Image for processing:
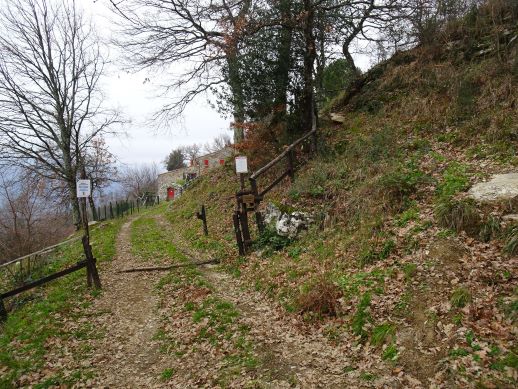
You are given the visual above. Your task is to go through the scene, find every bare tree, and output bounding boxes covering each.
[182,144,202,166]
[118,163,159,200]
[109,0,254,142]
[83,137,117,219]
[204,134,232,154]
[0,167,72,262]
[0,0,119,228]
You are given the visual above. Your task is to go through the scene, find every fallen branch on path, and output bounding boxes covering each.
[118,259,219,273]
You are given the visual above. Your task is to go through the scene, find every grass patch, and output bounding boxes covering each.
[395,205,420,227]
[351,292,372,339]
[296,276,342,318]
[160,368,175,381]
[436,162,470,198]
[435,198,480,234]
[130,217,188,262]
[359,239,396,267]
[451,287,472,308]
[371,323,396,346]
[382,344,398,361]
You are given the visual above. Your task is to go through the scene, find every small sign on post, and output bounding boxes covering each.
[235,156,248,174]
[77,179,91,198]
[235,156,248,191]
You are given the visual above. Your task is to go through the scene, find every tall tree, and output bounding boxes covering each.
[0,0,118,228]
[109,0,254,143]
[164,148,186,171]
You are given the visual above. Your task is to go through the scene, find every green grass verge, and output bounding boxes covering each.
[0,219,124,388]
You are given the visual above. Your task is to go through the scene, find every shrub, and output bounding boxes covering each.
[379,161,428,207]
[296,276,342,317]
[253,227,291,253]
[435,198,480,234]
[436,162,470,199]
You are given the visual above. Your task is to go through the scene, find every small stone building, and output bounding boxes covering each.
[158,147,233,201]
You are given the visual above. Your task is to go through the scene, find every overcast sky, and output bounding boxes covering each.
[84,0,232,171]
[85,0,371,171]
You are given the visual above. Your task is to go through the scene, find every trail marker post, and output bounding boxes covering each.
[233,156,253,254]
[196,205,209,236]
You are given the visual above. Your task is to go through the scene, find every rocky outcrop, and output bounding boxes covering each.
[468,173,518,202]
[262,203,314,239]
[276,212,314,238]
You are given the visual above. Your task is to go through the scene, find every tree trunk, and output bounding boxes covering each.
[274,0,293,116]
[88,196,97,221]
[227,45,246,143]
[67,179,81,230]
[302,0,316,133]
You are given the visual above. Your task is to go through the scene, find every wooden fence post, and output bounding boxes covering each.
[233,211,245,256]
[249,178,264,233]
[82,236,101,289]
[0,299,7,322]
[109,202,114,219]
[196,205,208,236]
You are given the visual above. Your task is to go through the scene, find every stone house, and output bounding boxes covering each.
[158,147,233,201]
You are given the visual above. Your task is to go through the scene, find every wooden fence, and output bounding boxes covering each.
[233,119,318,255]
[0,194,160,321]
[91,195,159,222]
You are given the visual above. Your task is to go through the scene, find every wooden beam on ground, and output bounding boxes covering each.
[118,259,219,273]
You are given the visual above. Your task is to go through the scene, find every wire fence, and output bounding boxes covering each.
[89,194,160,222]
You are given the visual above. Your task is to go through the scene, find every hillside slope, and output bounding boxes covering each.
[163,5,518,388]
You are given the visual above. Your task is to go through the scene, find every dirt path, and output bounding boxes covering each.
[158,215,398,388]
[86,218,171,388]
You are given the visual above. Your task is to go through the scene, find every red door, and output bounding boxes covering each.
[167,187,175,200]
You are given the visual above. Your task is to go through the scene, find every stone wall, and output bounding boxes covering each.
[158,147,233,201]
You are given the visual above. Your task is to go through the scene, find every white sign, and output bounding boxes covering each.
[77,179,91,198]
[235,156,248,174]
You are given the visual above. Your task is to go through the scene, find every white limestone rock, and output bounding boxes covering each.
[468,173,518,202]
[330,112,346,124]
[275,212,314,239]
[263,203,282,225]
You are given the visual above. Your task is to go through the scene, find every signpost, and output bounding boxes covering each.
[235,156,248,190]
[77,179,91,198]
[77,178,101,289]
